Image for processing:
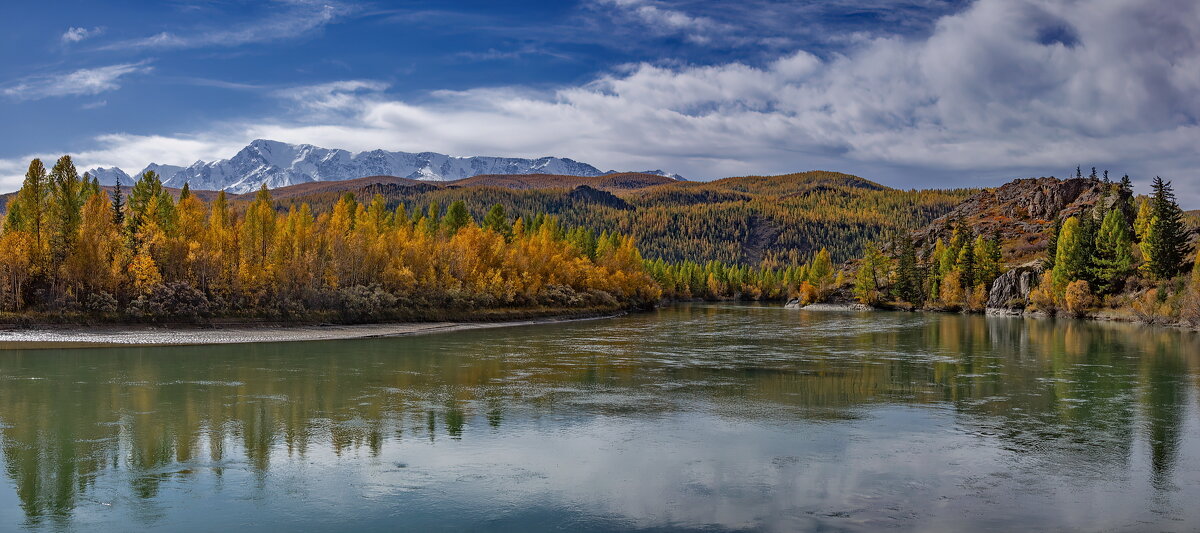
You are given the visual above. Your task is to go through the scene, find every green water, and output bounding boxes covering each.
[0,305,1198,531]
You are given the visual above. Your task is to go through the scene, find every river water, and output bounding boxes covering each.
[0,304,1198,531]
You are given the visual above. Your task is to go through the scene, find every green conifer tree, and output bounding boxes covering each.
[1142,177,1189,280]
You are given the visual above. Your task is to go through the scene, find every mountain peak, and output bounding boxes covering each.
[86,140,681,193]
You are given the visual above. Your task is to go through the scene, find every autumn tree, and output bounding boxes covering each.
[1051,217,1089,293]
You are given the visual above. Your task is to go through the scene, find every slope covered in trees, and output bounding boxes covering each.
[842,169,1200,326]
[235,170,973,266]
[0,157,660,322]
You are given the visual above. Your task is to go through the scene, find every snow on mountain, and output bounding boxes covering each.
[612,169,687,181]
[141,163,186,183]
[158,139,603,193]
[85,167,131,186]
[87,140,680,193]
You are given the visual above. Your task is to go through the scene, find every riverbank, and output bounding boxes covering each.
[787,298,1200,332]
[0,308,625,348]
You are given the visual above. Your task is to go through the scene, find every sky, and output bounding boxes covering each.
[0,0,1197,204]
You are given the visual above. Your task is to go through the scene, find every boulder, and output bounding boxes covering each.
[986,262,1043,312]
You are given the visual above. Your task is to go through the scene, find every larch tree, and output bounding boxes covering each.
[1052,216,1089,293]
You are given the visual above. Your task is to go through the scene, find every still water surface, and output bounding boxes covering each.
[1,305,1199,531]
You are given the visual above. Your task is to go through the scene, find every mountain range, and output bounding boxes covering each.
[85,139,683,193]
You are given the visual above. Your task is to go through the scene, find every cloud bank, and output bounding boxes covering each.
[4,0,1199,204]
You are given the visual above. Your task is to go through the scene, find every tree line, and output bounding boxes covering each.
[0,156,660,321]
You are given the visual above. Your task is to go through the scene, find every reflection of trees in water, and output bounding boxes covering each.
[0,314,1196,525]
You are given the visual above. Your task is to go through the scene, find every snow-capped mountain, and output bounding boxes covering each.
[85,167,132,186]
[615,169,687,181]
[142,163,186,183]
[85,140,681,193]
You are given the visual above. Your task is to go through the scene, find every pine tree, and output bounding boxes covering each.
[12,159,51,268]
[49,155,86,265]
[110,174,125,226]
[892,235,922,305]
[1093,207,1134,295]
[1142,177,1190,279]
[808,248,834,290]
[482,204,512,240]
[1044,218,1062,270]
[179,182,191,200]
[443,200,472,235]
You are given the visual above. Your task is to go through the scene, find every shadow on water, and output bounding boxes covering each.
[0,304,1198,531]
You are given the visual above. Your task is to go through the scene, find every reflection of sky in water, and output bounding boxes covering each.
[0,305,1198,531]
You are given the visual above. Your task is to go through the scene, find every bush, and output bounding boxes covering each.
[536,284,583,307]
[939,271,964,311]
[797,281,819,306]
[127,282,212,320]
[1028,271,1057,314]
[335,285,399,323]
[966,283,988,313]
[84,292,118,313]
[1063,280,1094,317]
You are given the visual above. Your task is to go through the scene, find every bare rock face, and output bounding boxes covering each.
[986,262,1044,312]
[912,177,1107,262]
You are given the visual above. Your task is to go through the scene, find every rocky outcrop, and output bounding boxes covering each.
[986,262,1044,314]
[912,177,1108,262]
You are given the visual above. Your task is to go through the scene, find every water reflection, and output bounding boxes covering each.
[0,306,1198,531]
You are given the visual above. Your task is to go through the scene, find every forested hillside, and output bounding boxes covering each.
[243,170,974,266]
[842,169,1200,327]
[0,157,660,321]
[0,153,993,321]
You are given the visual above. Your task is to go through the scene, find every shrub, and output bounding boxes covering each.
[127,282,212,320]
[84,292,118,313]
[797,281,819,306]
[1028,271,1057,313]
[1063,280,1094,317]
[966,283,988,313]
[939,271,964,310]
[336,285,399,323]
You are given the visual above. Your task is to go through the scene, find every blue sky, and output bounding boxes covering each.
[1,0,1198,204]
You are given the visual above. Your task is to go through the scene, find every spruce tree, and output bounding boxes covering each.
[892,236,922,305]
[111,174,125,226]
[1142,177,1190,279]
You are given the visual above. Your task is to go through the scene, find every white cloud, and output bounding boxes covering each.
[61,26,103,44]
[100,0,351,51]
[1,62,153,101]
[593,0,732,45]
[4,0,1200,205]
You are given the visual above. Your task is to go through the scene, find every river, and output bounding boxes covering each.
[0,304,1198,531]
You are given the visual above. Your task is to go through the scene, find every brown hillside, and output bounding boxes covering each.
[912,177,1108,264]
[253,175,431,200]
